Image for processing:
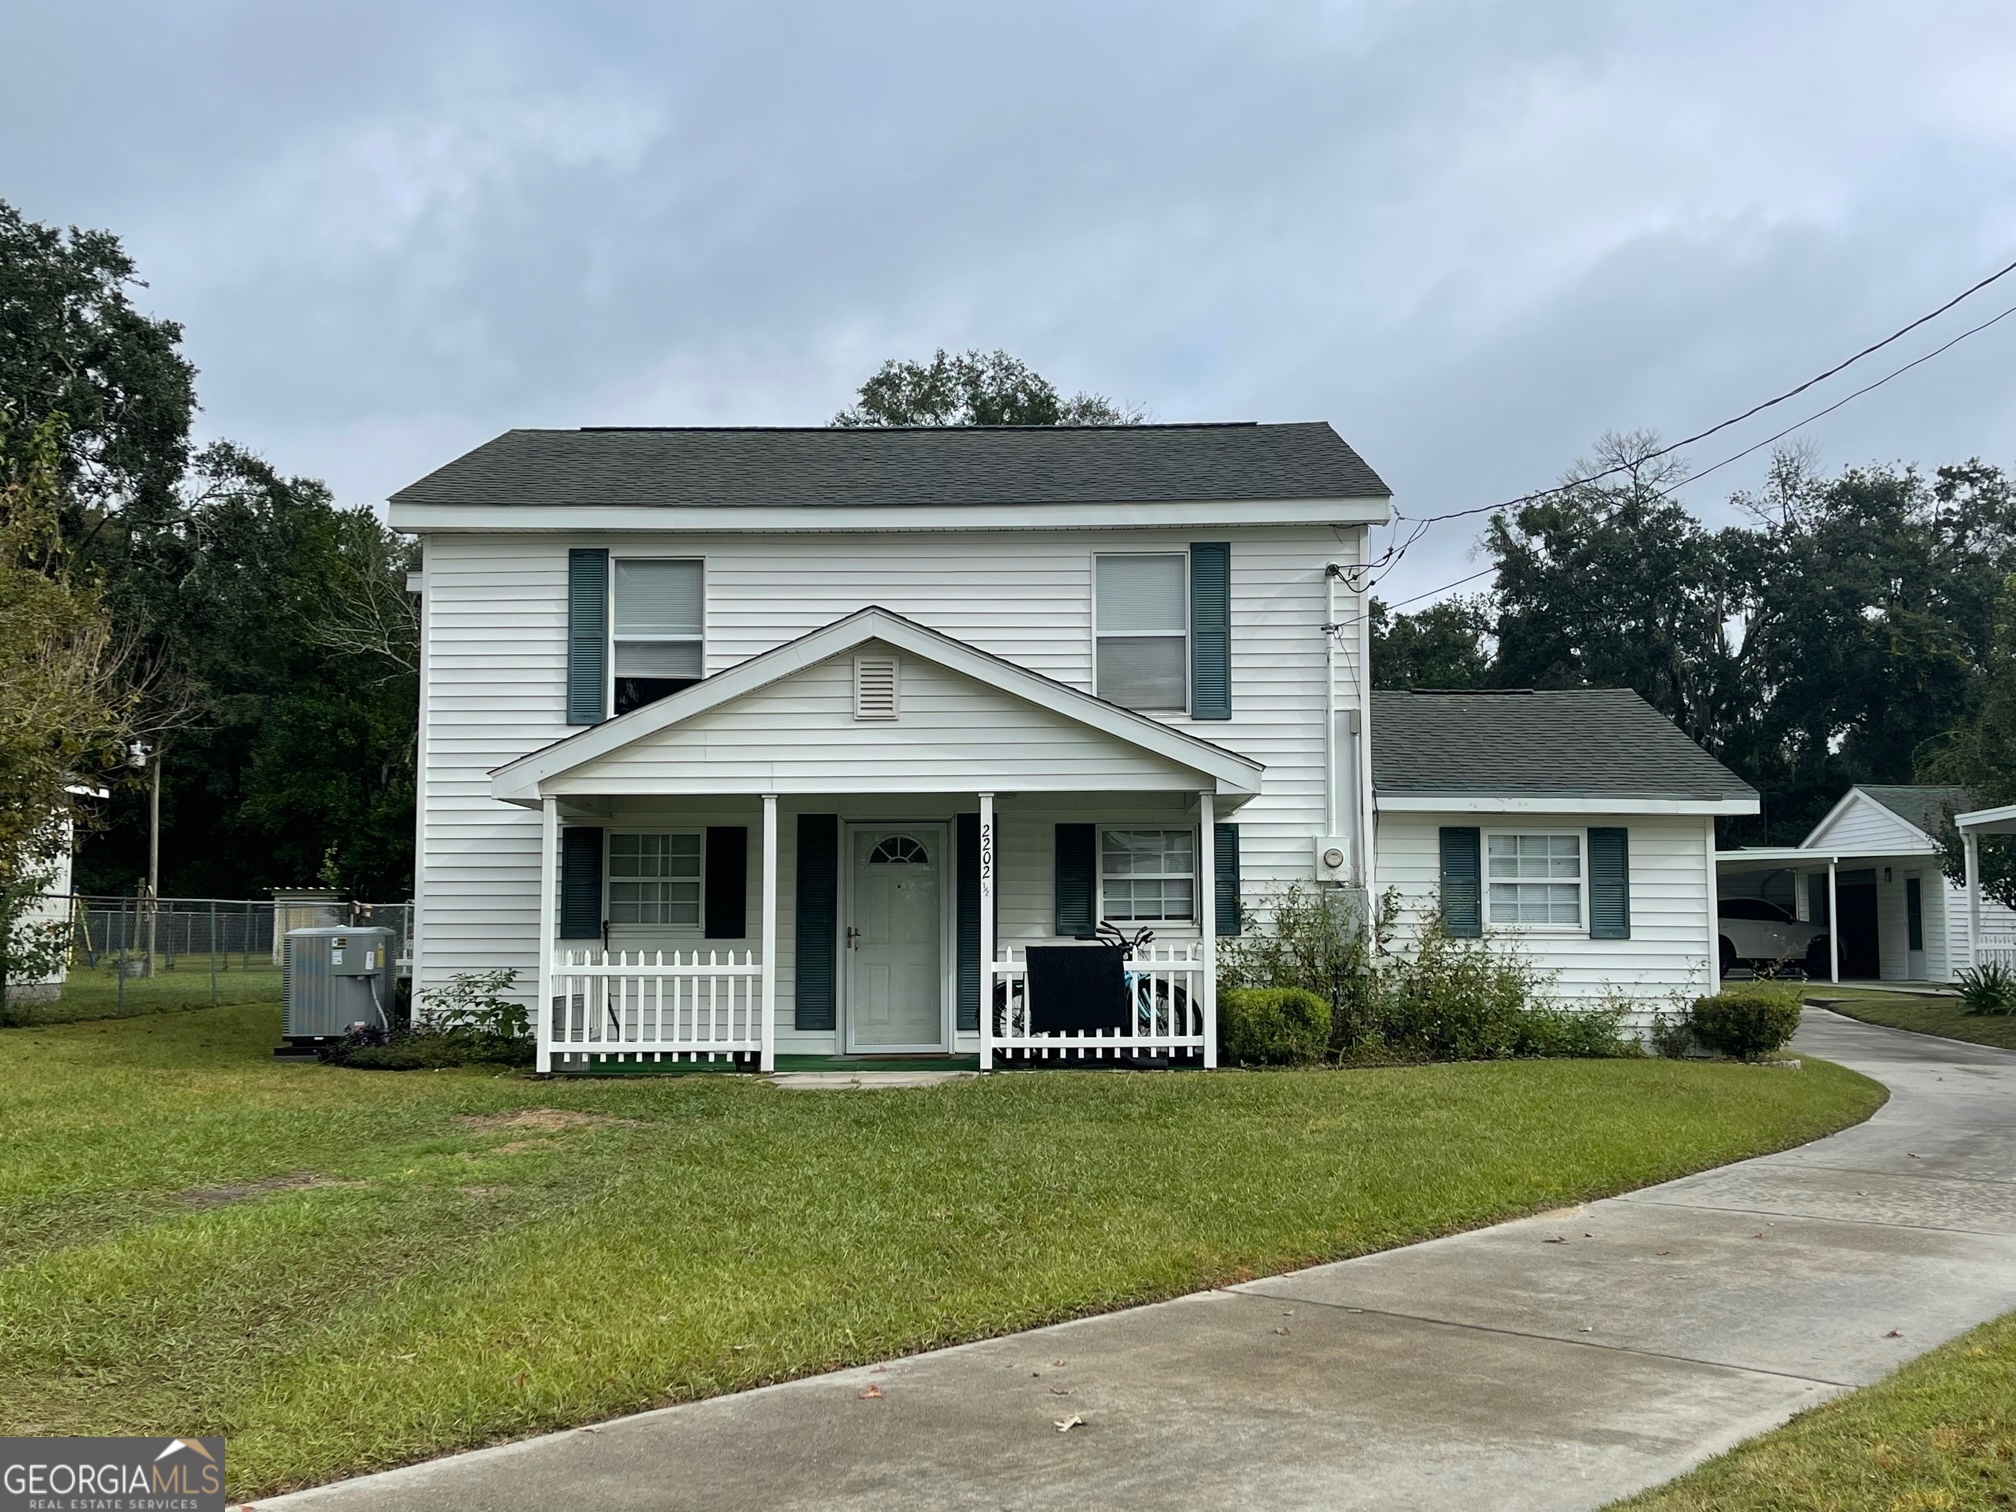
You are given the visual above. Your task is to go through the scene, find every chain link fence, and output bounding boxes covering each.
[6,894,412,1021]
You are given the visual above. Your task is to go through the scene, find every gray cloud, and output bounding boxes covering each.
[6,0,2013,600]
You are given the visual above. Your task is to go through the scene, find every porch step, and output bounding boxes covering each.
[767,1070,979,1091]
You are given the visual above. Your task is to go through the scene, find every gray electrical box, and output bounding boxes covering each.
[280,926,395,1045]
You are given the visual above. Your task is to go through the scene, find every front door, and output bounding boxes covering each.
[845,825,947,1051]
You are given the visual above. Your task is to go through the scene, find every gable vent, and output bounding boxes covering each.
[854,654,899,720]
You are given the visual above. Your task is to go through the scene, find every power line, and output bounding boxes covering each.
[1371,294,2016,614]
[1385,252,2016,533]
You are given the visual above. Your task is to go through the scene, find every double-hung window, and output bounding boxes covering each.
[612,559,704,715]
[1100,829,1196,923]
[1094,553,1188,711]
[1486,833,1582,926]
[607,833,702,925]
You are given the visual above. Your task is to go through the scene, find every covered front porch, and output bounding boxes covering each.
[1958,801,2016,972]
[490,608,1263,1074]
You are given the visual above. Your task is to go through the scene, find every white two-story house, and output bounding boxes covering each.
[390,423,1388,1071]
[389,421,1753,1073]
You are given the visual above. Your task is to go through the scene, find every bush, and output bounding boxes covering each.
[1219,986,1331,1066]
[324,968,532,1071]
[1222,885,1636,1063]
[1688,985,1803,1059]
[1955,962,2016,1015]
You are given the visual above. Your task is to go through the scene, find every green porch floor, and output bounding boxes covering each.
[551,1053,981,1077]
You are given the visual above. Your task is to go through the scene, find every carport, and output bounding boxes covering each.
[1957,801,2016,971]
[1715,848,1845,981]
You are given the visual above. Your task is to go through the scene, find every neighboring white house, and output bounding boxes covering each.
[1717,785,2016,983]
[1370,689,1759,1015]
[390,423,1390,1071]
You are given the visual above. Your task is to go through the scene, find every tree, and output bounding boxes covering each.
[1488,432,1743,752]
[0,413,128,1003]
[76,443,418,900]
[1919,571,2016,906]
[833,349,1143,427]
[1368,595,1494,689]
[0,200,196,523]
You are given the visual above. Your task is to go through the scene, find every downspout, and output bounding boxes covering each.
[1358,554,1375,893]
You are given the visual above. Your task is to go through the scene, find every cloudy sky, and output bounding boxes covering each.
[8,0,2015,602]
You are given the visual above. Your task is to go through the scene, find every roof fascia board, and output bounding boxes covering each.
[492,610,1263,801]
[1377,792,1759,816]
[1958,801,2016,834]
[391,496,1391,534]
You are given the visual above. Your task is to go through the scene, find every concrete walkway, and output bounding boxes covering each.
[252,1011,2016,1512]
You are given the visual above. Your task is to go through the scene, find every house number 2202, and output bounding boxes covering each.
[979,822,994,883]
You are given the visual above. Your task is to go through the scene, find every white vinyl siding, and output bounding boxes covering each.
[1486,833,1583,926]
[1378,812,1714,1012]
[1094,553,1188,711]
[1100,828,1197,922]
[410,524,1367,1010]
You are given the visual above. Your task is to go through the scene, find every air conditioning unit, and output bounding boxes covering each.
[278,926,394,1051]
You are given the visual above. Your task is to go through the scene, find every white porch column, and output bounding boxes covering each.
[1704,816,1720,995]
[535,795,557,1075]
[1827,857,1840,984]
[1965,830,1983,971]
[761,793,778,1073]
[978,792,995,1072]
[1199,790,1218,1070]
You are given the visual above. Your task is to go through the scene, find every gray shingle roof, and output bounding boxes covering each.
[389,422,1390,509]
[1371,688,1756,801]
[1857,784,1975,839]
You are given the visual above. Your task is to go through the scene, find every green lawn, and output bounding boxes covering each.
[1614,1309,2016,1510]
[4,957,284,1027]
[0,1003,1885,1502]
[1810,990,2016,1052]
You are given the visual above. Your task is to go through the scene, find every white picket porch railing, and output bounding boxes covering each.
[988,943,1208,1063]
[1976,934,2016,972]
[547,949,763,1066]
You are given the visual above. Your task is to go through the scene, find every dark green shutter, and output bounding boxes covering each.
[1587,827,1630,939]
[567,548,609,725]
[956,813,981,1032]
[704,827,747,939]
[1905,876,1924,952]
[1190,542,1231,720]
[1055,823,1097,938]
[794,815,838,1030]
[1214,822,1241,936]
[1439,826,1481,938]
[559,826,604,939]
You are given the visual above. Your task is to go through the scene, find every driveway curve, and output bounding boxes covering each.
[251,1010,2016,1512]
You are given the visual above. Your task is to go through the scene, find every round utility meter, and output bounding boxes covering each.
[1322,846,1346,869]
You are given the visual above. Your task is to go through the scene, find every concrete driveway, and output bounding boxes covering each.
[250,1010,2016,1512]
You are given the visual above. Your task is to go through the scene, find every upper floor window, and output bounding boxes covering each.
[613,559,703,716]
[1094,553,1187,712]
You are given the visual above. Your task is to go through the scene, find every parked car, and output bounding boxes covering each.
[1717,897,1829,976]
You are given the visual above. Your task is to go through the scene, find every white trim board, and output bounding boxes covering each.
[492,606,1265,804]
[1376,793,1758,817]
[391,496,1392,535]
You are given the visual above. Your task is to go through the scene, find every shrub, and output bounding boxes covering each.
[1219,986,1331,1066]
[1955,962,2016,1015]
[324,969,532,1071]
[1688,985,1803,1059]
[1225,886,1635,1063]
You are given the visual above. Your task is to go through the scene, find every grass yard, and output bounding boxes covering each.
[4,957,285,1027]
[1615,1308,2016,1510]
[1810,989,2016,1052]
[0,1003,1884,1502]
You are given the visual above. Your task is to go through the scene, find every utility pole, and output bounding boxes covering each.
[145,754,162,976]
